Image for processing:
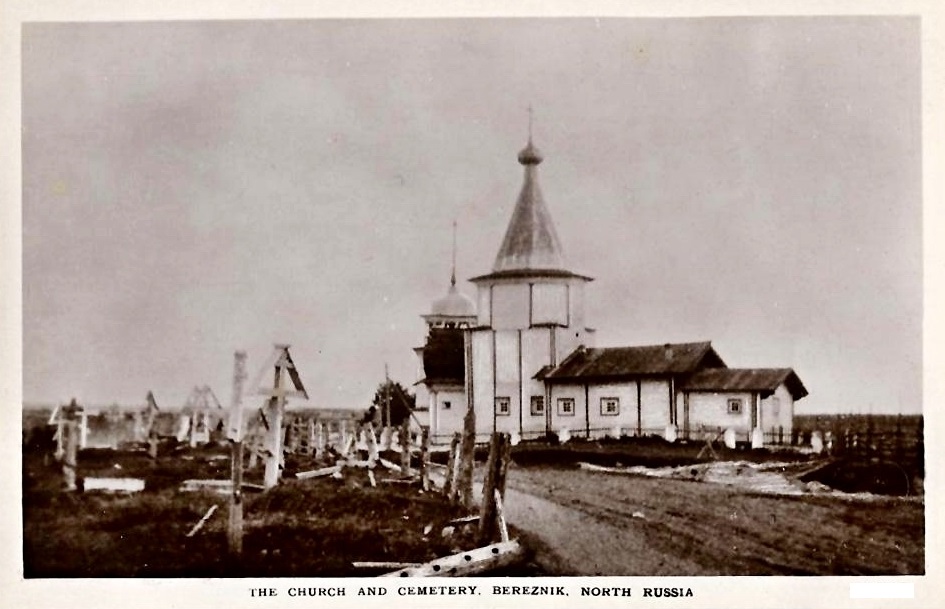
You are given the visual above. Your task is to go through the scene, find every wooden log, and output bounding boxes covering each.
[380,540,523,577]
[186,504,219,537]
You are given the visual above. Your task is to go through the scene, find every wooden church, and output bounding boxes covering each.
[414,135,807,445]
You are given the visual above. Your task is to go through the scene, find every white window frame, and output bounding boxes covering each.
[557,397,575,416]
[495,396,511,416]
[727,398,743,414]
[600,397,620,416]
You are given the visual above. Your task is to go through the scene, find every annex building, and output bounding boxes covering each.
[414,136,807,445]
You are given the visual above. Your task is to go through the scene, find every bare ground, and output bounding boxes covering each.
[502,465,924,576]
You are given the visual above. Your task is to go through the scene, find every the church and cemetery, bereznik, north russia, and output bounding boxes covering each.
[413,135,807,446]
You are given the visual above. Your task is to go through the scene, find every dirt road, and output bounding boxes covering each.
[502,466,924,576]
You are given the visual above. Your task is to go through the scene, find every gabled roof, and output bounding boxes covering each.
[682,368,809,400]
[544,341,725,382]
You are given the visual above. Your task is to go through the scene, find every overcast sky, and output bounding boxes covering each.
[21,17,921,414]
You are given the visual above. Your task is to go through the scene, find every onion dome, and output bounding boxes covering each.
[517,138,544,165]
[430,282,476,318]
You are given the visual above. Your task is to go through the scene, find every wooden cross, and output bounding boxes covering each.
[252,344,309,488]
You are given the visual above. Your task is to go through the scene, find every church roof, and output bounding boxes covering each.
[682,368,808,400]
[491,138,568,274]
[544,342,726,382]
[428,282,476,318]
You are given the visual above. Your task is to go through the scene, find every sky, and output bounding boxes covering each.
[20,17,922,414]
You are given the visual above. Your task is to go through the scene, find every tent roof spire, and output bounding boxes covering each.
[493,111,565,272]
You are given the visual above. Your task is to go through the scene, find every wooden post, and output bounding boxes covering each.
[457,400,477,508]
[366,425,380,464]
[284,417,296,454]
[314,421,326,460]
[340,420,349,457]
[478,432,511,545]
[494,489,510,542]
[400,419,412,476]
[419,427,430,491]
[62,402,80,492]
[443,432,461,499]
[227,351,247,557]
[54,408,65,460]
[305,418,316,455]
[263,364,284,489]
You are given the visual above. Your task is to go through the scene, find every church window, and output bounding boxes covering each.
[557,398,575,416]
[495,397,511,416]
[443,401,451,410]
[601,397,620,416]
[728,398,743,414]
[530,395,545,416]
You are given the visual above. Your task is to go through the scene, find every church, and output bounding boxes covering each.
[414,135,807,446]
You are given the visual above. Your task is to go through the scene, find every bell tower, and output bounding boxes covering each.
[467,124,594,438]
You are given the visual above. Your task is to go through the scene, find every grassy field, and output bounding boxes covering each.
[507,465,924,575]
[23,445,515,578]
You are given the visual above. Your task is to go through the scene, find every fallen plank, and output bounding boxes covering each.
[344,459,378,469]
[379,458,402,472]
[185,504,218,537]
[381,540,523,577]
[180,479,265,493]
[353,561,422,569]
[445,515,480,527]
[295,465,342,480]
[578,462,631,474]
[83,477,145,493]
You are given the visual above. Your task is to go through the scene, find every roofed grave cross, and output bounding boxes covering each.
[250,344,309,488]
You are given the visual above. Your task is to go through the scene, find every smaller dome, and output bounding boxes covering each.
[517,139,543,165]
[431,283,476,317]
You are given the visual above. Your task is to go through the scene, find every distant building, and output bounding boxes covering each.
[415,135,807,444]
